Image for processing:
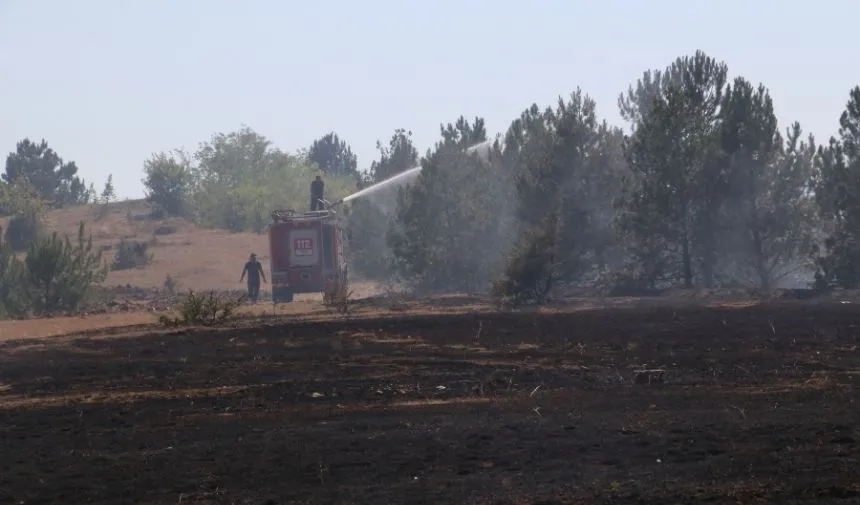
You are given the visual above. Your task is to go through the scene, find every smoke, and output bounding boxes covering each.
[342,137,518,295]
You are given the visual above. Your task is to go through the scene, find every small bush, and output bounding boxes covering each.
[323,276,352,314]
[95,202,110,220]
[4,211,43,251]
[153,224,178,236]
[0,238,25,317]
[112,239,153,270]
[0,222,108,318]
[163,274,179,295]
[24,222,109,314]
[149,206,167,220]
[491,215,558,307]
[159,290,241,326]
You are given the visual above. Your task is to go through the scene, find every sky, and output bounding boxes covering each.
[1,0,858,199]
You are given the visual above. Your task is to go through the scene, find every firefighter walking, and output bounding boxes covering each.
[240,253,267,303]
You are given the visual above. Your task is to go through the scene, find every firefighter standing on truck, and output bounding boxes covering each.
[240,253,267,303]
[310,175,325,211]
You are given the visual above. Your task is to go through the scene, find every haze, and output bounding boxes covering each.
[1,0,856,198]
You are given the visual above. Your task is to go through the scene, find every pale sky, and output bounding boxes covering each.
[1,0,857,199]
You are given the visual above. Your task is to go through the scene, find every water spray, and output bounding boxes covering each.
[332,140,497,207]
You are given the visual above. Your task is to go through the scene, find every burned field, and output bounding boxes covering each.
[1,301,859,504]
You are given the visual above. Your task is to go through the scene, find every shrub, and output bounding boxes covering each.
[491,215,558,306]
[112,239,153,270]
[142,152,192,217]
[149,206,167,220]
[1,177,47,251]
[153,224,178,236]
[159,290,241,326]
[4,211,43,251]
[0,238,25,317]
[323,276,353,314]
[24,222,109,314]
[163,274,179,295]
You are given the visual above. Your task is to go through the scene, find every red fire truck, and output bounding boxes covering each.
[267,207,348,303]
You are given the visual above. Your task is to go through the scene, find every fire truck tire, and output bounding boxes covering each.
[273,289,294,304]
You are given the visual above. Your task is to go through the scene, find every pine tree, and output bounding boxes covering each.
[101,174,115,204]
[24,221,108,314]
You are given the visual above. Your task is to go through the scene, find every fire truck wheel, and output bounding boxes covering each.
[273,289,294,304]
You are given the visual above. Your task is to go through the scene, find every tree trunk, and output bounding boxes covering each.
[682,238,693,288]
[700,250,714,288]
[595,246,606,273]
[752,228,769,290]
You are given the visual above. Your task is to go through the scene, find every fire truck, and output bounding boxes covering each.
[267,206,348,303]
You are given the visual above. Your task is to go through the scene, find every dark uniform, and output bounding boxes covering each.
[240,253,267,303]
[310,176,324,211]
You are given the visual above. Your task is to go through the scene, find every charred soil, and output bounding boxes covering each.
[1,301,859,504]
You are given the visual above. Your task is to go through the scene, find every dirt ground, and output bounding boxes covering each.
[1,299,859,504]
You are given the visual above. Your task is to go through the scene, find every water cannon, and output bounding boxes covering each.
[312,197,343,213]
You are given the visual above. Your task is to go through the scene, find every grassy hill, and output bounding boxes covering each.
[1,199,269,292]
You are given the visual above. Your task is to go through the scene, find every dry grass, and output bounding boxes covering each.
[1,199,390,297]
[0,199,269,291]
[0,312,158,341]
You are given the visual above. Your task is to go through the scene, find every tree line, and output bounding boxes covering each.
[3,49,860,317]
[346,50,860,300]
[140,128,358,232]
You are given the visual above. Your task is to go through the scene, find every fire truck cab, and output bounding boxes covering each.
[267,208,348,303]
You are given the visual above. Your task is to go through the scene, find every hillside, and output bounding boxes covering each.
[1,199,271,292]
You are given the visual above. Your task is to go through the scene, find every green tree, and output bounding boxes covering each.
[813,86,860,288]
[502,90,625,289]
[492,213,558,305]
[0,237,24,317]
[101,174,116,204]
[307,132,358,178]
[3,138,90,206]
[581,122,628,273]
[142,150,194,217]
[0,180,8,215]
[618,66,683,130]
[369,129,419,184]
[718,79,816,289]
[2,177,47,251]
[24,222,108,314]
[617,51,728,288]
[345,128,420,280]
[533,92,604,281]
[194,126,274,188]
[344,201,392,279]
[389,116,514,292]
[190,126,355,232]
